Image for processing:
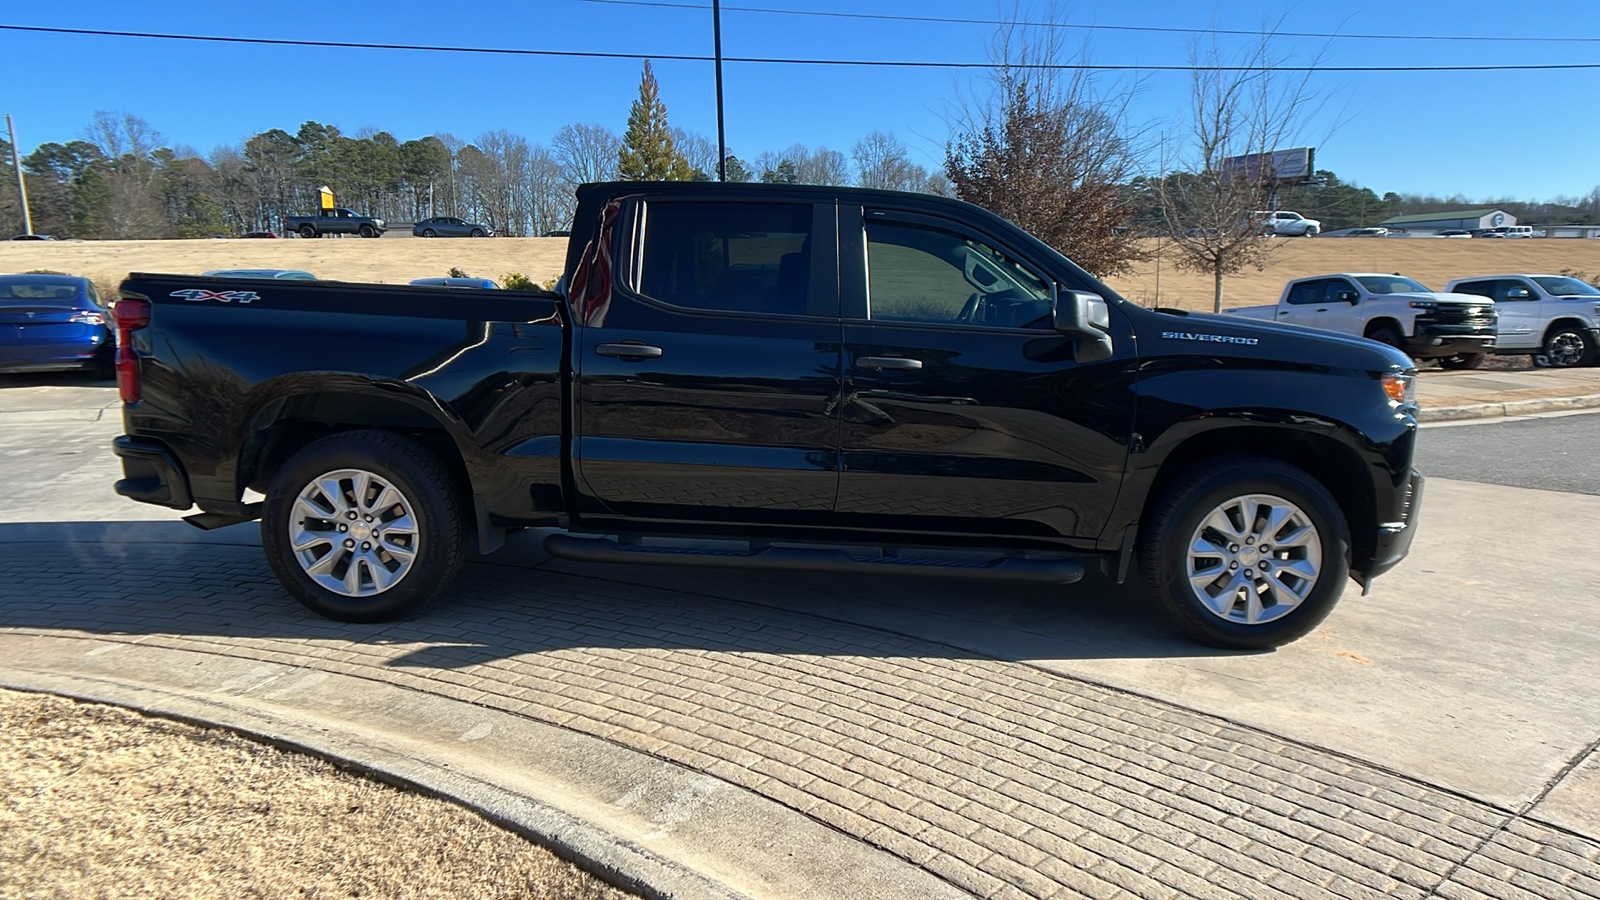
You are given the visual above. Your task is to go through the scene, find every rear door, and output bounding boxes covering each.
[832,205,1135,543]
[1280,279,1327,327]
[571,194,843,528]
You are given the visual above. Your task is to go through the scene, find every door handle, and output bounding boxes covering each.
[595,342,663,359]
[1277,310,1289,315]
[857,356,923,370]
[1315,307,1328,312]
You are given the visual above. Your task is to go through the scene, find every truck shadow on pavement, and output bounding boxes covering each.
[0,520,1252,666]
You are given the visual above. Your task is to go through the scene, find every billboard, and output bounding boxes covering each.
[1218,148,1315,185]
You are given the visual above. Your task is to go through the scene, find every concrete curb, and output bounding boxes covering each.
[1418,392,1600,423]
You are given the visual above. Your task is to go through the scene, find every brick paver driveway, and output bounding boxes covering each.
[2,528,1596,900]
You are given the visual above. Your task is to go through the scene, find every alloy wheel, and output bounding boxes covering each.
[288,468,419,597]
[1186,493,1323,625]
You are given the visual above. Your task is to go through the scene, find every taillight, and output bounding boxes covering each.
[70,311,107,326]
[112,299,151,403]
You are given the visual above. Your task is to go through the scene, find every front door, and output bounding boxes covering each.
[572,196,843,528]
[833,207,1135,544]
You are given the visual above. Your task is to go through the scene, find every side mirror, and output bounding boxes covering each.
[1336,290,1360,304]
[1052,286,1114,363]
[1505,289,1532,300]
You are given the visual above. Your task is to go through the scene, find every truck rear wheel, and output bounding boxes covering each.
[299,224,317,239]
[1543,325,1596,368]
[262,430,466,623]
[1138,455,1350,650]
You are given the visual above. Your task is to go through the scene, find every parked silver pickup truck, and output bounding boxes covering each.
[1226,273,1497,367]
[1445,274,1600,367]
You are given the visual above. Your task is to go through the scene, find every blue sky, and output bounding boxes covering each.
[4,0,1599,199]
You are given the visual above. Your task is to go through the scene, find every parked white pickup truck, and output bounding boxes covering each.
[1444,274,1600,368]
[1226,273,1498,368]
[1253,210,1321,237]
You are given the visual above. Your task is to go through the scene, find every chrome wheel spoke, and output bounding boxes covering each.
[290,467,418,598]
[1188,492,1321,627]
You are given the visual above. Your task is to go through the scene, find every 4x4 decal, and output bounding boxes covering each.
[171,289,259,304]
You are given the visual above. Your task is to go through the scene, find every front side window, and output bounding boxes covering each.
[1356,275,1430,294]
[636,201,813,316]
[1532,276,1600,297]
[865,221,1051,328]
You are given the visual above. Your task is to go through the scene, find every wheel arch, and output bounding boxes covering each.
[238,387,473,506]
[1139,425,1377,571]
[1364,316,1404,339]
[1543,316,1594,342]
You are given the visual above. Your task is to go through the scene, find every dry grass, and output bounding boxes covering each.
[7,233,1600,313]
[0,688,638,900]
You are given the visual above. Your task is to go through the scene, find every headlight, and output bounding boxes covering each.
[1408,301,1436,309]
[1381,372,1416,406]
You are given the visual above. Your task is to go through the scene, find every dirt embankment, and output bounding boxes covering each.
[7,234,1600,312]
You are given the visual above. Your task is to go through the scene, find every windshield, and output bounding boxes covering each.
[1356,276,1430,294]
[0,279,83,304]
[1532,276,1600,297]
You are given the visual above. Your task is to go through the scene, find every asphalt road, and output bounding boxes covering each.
[1417,411,1600,495]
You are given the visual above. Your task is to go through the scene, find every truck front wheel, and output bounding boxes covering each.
[262,430,467,623]
[1138,455,1350,649]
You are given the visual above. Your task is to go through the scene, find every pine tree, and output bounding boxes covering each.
[618,61,692,181]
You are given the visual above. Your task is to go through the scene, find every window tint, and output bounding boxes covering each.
[1286,280,1326,305]
[865,221,1050,328]
[636,201,813,316]
[1452,280,1492,298]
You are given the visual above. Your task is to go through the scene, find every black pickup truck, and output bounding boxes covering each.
[285,208,387,239]
[110,182,1423,649]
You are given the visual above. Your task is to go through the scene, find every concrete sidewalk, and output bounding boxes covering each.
[1415,365,1600,422]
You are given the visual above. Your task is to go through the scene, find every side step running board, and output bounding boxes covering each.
[543,533,1084,584]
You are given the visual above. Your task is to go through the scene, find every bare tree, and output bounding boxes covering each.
[86,110,167,238]
[1156,34,1324,312]
[553,123,620,186]
[527,144,574,235]
[944,5,1148,279]
[853,131,930,192]
[670,127,718,180]
[756,144,849,186]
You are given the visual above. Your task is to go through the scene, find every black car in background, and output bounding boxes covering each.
[0,274,114,377]
[413,217,494,238]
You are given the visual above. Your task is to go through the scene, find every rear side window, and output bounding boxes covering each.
[636,201,814,316]
[1285,280,1326,305]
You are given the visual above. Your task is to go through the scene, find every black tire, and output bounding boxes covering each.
[1366,324,1406,354]
[470,228,485,237]
[1438,352,1487,370]
[359,224,377,238]
[422,228,436,238]
[1542,324,1597,368]
[299,224,317,239]
[261,430,467,623]
[1137,454,1351,650]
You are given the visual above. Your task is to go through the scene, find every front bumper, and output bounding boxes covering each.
[1359,469,1424,584]
[112,435,193,510]
[1405,326,1495,359]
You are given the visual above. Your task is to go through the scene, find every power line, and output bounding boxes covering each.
[5,23,1600,72]
[572,0,1600,44]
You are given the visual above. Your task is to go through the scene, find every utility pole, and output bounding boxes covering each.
[6,114,33,236]
[713,0,727,182]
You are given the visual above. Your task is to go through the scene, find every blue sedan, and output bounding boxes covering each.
[0,274,115,377]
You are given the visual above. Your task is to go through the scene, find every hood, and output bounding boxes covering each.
[1141,307,1414,371]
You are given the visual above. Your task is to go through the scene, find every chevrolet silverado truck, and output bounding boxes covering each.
[286,208,387,239]
[109,182,1424,650]
[1225,273,1498,368]
[1444,274,1600,368]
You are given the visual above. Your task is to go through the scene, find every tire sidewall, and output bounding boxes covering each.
[1144,462,1350,650]
[262,434,460,622]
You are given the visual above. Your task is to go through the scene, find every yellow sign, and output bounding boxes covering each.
[319,186,334,211]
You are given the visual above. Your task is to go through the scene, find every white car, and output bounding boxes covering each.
[1253,210,1321,237]
[1226,273,1498,367]
[1444,274,1600,368]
